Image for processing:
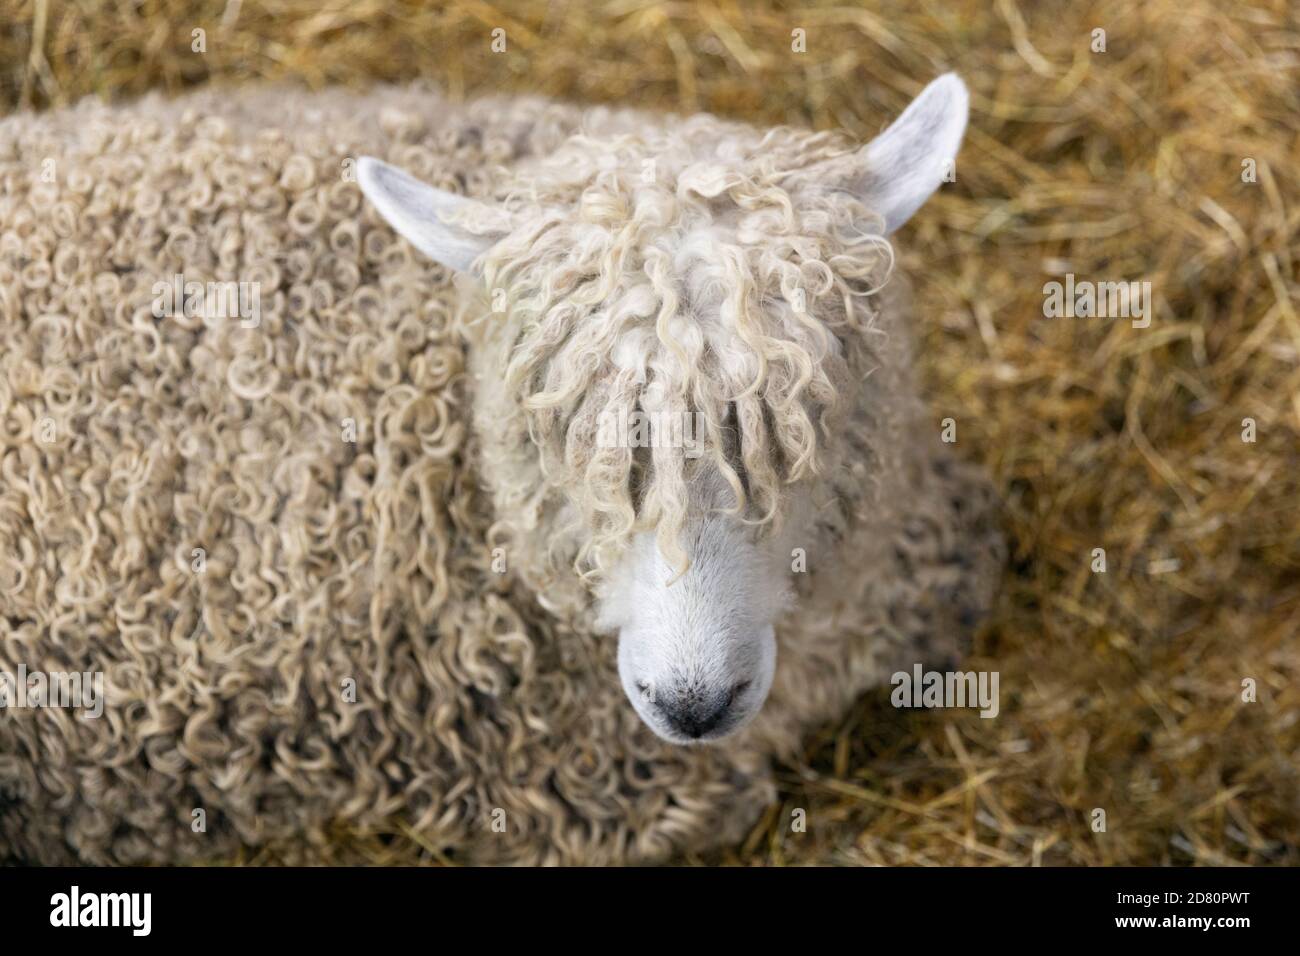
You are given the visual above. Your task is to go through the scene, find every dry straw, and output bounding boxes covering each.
[1,0,1296,864]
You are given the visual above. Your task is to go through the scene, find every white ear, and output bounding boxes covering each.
[357,157,503,272]
[793,74,968,234]
[860,74,968,233]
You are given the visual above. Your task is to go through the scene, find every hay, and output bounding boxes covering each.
[2,0,1296,865]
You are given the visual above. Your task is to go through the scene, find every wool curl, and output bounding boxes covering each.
[0,83,1001,865]
[464,118,896,582]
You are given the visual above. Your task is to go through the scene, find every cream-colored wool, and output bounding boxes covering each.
[0,83,1002,864]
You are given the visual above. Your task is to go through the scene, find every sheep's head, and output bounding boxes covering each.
[359,75,968,744]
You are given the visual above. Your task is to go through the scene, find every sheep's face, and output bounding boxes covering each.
[595,469,794,743]
[359,75,968,744]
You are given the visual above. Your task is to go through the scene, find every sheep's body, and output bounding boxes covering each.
[0,84,1001,864]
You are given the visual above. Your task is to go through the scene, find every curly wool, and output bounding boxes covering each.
[0,83,1001,864]
[468,119,895,581]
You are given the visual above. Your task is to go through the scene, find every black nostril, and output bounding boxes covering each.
[661,696,730,739]
[729,681,751,704]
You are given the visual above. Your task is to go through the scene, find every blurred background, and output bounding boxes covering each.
[2,0,1297,865]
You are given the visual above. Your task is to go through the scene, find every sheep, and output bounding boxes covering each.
[0,77,1003,864]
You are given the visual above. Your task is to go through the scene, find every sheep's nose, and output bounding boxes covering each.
[659,694,731,740]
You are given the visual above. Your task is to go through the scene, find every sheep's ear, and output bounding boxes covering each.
[357,157,504,272]
[805,74,968,234]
